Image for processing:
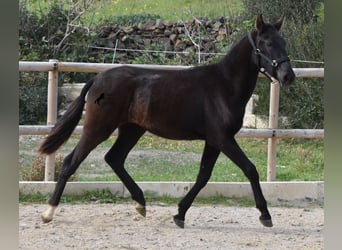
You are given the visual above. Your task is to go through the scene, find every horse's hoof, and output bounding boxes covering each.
[135,204,146,217]
[260,218,273,227]
[41,205,56,223]
[173,215,185,228]
[41,214,53,223]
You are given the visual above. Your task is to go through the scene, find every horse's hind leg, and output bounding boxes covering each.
[104,123,146,216]
[41,131,113,223]
[219,137,272,227]
[174,142,220,228]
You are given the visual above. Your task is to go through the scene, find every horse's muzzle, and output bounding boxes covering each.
[277,64,296,87]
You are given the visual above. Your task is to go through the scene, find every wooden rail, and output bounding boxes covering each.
[19,61,324,76]
[19,125,324,139]
[19,61,324,181]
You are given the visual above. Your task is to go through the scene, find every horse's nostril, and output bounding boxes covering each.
[289,71,296,82]
[282,70,295,84]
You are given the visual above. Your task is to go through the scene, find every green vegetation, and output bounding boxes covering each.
[93,0,242,23]
[19,135,323,182]
[24,0,243,23]
[19,188,255,206]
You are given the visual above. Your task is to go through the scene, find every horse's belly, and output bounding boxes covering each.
[146,126,204,140]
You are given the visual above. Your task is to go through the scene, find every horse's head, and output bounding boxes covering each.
[250,14,295,86]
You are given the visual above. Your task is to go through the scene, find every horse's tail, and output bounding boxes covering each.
[38,78,95,155]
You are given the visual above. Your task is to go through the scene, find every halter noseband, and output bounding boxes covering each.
[247,32,290,81]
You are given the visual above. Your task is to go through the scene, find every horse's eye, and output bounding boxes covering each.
[266,42,273,47]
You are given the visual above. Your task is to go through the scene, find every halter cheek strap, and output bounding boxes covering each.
[247,32,290,81]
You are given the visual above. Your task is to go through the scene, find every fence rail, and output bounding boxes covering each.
[19,61,324,76]
[19,61,324,182]
[19,125,324,139]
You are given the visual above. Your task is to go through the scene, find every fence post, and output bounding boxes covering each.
[44,59,59,182]
[267,79,280,181]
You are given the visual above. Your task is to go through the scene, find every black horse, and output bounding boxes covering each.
[39,14,295,228]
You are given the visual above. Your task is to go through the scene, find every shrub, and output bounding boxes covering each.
[242,0,322,23]
[20,154,76,182]
[19,72,47,125]
[98,13,161,26]
[19,1,97,124]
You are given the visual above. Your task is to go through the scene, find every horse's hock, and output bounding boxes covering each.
[59,83,287,128]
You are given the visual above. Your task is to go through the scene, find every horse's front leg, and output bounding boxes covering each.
[173,142,220,228]
[219,137,273,227]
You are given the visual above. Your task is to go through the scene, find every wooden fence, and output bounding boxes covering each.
[19,60,324,182]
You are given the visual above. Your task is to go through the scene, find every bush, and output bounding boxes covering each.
[98,13,161,26]
[242,0,322,23]
[19,72,47,125]
[20,154,76,182]
[19,1,97,124]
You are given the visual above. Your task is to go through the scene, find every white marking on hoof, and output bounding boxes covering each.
[41,205,57,223]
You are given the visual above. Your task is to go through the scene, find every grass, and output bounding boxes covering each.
[26,0,243,25]
[19,189,255,206]
[93,0,243,21]
[19,135,324,182]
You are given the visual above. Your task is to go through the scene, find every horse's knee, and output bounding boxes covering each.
[58,162,78,181]
[104,148,124,165]
[104,152,113,165]
[104,152,124,173]
[196,174,211,188]
[243,165,260,181]
[56,153,78,181]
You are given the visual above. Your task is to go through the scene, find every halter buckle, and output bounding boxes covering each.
[271,60,278,67]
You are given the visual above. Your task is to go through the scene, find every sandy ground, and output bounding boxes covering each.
[19,203,323,250]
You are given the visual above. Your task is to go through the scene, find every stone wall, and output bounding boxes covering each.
[94,17,236,64]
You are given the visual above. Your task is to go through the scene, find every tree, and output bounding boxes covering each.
[19,0,101,124]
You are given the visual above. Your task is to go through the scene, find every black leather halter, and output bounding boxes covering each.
[247,32,290,81]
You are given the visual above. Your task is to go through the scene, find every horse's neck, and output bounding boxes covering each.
[218,33,259,102]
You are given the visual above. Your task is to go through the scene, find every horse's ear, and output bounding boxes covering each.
[273,16,285,31]
[255,14,265,31]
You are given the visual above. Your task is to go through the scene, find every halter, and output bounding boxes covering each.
[247,32,290,82]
